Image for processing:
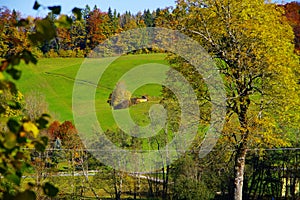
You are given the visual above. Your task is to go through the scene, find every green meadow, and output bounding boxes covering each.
[15,53,169,131]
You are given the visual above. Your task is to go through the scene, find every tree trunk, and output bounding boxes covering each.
[134,175,137,200]
[162,166,170,200]
[147,177,154,198]
[234,147,247,200]
[80,156,100,200]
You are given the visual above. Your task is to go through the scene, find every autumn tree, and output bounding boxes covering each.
[160,0,300,199]
[0,8,31,58]
[56,26,72,51]
[82,4,91,21]
[70,20,87,50]
[110,81,132,109]
[0,30,54,200]
[0,2,85,198]
[24,91,48,121]
[106,7,122,36]
[283,1,300,54]
[119,11,144,31]
[86,8,110,49]
[46,120,83,150]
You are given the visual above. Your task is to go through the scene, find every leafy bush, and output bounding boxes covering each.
[45,49,59,58]
[173,176,214,200]
[75,49,85,57]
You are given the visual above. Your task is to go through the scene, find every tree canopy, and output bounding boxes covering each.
[159,0,300,199]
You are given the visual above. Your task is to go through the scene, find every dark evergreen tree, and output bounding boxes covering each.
[143,9,154,27]
[108,7,113,21]
[82,4,91,21]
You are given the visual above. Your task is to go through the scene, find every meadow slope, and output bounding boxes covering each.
[15,53,169,130]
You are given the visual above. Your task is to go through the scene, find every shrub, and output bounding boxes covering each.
[45,49,59,58]
[75,49,85,58]
[31,47,44,58]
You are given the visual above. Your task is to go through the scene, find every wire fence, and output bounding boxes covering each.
[19,146,300,199]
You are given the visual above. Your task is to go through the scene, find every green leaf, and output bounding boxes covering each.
[33,1,41,10]
[17,135,27,143]
[48,6,61,15]
[214,58,228,69]
[7,119,20,134]
[27,182,35,187]
[41,113,51,118]
[36,18,56,40]
[0,104,6,114]
[55,15,73,28]
[0,166,6,174]
[21,50,38,65]
[0,80,18,94]
[33,141,45,152]
[14,190,36,200]
[43,182,59,197]
[7,100,21,110]
[29,18,57,44]
[40,136,48,146]
[5,173,21,185]
[10,55,21,66]
[6,67,22,80]
[36,115,49,129]
[72,7,83,21]
[16,19,29,27]
[28,32,44,44]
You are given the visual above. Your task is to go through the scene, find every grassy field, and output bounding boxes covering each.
[15,53,169,130]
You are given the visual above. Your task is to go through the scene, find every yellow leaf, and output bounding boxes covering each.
[26,142,34,149]
[23,122,39,138]
[0,72,4,80]
[4,132,17,149]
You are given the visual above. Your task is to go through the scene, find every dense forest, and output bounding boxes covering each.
[1,2,300,58]
[0,1,299,200]
[0,4,166,59]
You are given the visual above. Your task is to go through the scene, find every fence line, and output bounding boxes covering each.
[22,147,300,152]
